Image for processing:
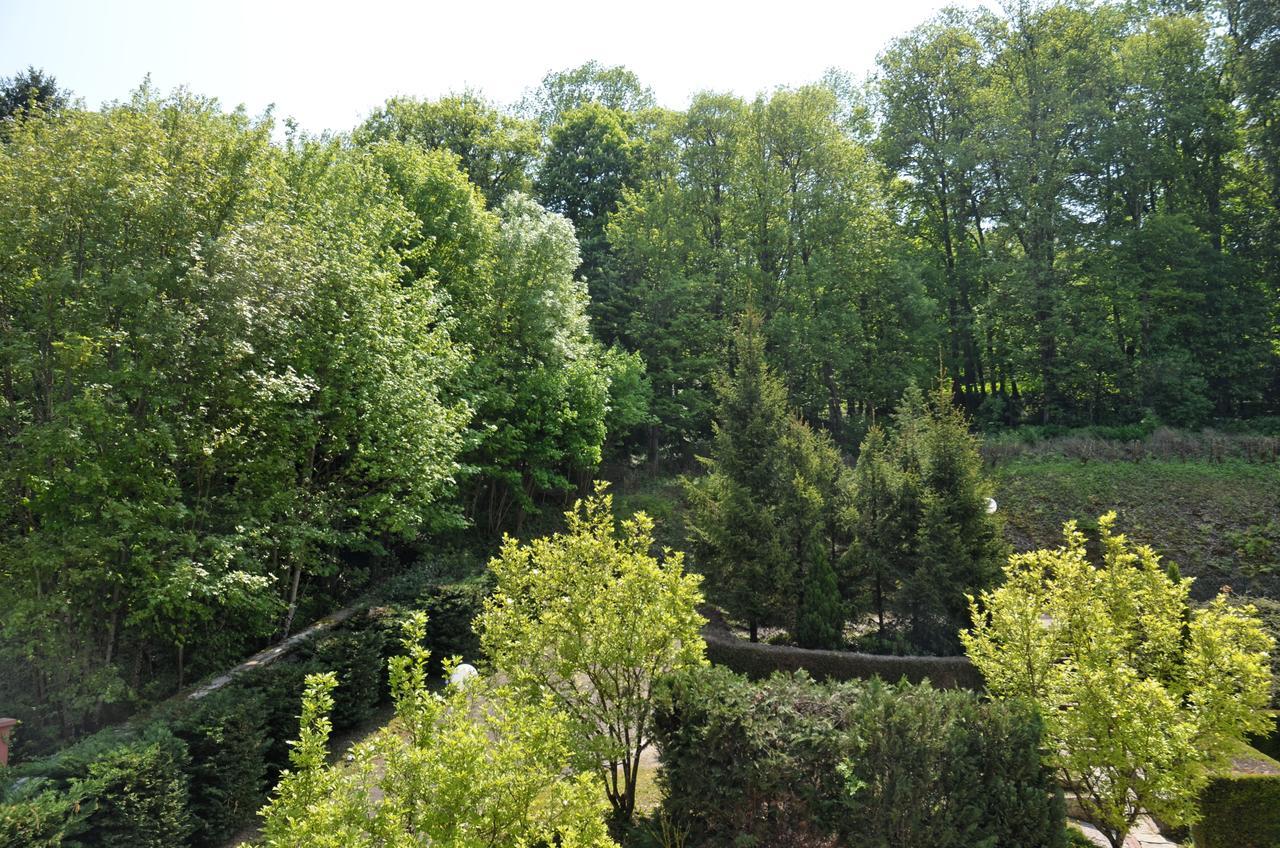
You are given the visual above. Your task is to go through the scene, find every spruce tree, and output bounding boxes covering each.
[685,311,794,640]
[796,539,844,650]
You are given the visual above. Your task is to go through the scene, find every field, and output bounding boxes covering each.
[991,458,1280,601]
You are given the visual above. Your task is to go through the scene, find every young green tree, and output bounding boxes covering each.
[796,540,844,650]
[684,312,797,640]
[963,514,1275,848]
[685,312,851,641]
[841,426,908,637]
[261,614,615,847]
[900,384,1006,653]
[477,487,706,824]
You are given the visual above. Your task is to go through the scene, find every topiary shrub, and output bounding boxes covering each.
[1191,774,1280,848]
[703,629,984,689]
[652,666,1062,848]
[170,687,270,847]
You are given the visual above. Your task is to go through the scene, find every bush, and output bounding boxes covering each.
[235,659,318,779]
[1191,774,1280,848]
[169,687,270,847]
[651,666,1062,847]
[0,780,92,848]
[308,625,387,730]
[77,726,192,848]
[703,629,983,689]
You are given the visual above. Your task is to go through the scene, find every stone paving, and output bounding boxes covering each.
[1070,815,1180,848]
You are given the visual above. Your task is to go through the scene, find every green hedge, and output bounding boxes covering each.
[1191,774,1280,848]
[652,666,1062,847]
[703,631,984,689]
[169,688,270,847]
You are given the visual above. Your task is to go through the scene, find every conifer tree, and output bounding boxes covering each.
[685,311,793,640]
[796,539,844,650]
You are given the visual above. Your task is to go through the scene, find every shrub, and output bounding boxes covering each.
[76,726,192,848]
[308,625,386,730]
[170,687,270,847]
[0,780,92,848]
[236,659,318,779]
[651,666,1062,847]
[1191,774,1280,848]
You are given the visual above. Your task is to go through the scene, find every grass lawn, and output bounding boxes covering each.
[991,458,1280,600]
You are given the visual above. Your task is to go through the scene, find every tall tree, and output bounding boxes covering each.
[357,92,539,205]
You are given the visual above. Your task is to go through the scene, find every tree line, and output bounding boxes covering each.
[2,0,1277,742]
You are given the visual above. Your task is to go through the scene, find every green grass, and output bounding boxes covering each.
[992,458,1280,600]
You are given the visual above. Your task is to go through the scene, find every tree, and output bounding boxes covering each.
[0,66,66,121]
[841,426,908,637]
[684,312,797,640]
[477,487,706,824]
[522,61,655,130]
[261,614,616,847]
[537,102,640,301]
[357,92,539,205]
[898,384,1006,653]
[841,384,1002,654]
[685,312,851,640]
[796,540,843,650]
[0,91,468,745]
[963,514,1275,848]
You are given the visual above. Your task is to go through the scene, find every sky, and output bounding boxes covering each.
[1,0,988,134]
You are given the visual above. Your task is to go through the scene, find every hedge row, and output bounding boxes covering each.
[652,666,1064,848]
[0,566,489,848]
[703,629,984,689]
[1192,773,1280,848]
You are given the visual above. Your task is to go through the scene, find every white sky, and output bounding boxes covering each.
[1,0,988,133]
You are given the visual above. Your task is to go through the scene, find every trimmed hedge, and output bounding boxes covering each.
[0,571,490,848]
[1191,774,1280,848]
[169,687,270,847]
[652,666,1063,848]
[703,630,984,689]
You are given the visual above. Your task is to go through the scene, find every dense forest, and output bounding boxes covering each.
[1,0,1278,763]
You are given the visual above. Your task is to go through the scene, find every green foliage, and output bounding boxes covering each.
[685,312,852,640]
[537,101,639,287]
[479,487,706,822]
[0,66,66,121]
[261,614,617,847]
[169,688,270,847]
[308,627,386,731]
[795,543,843,650]
[964,514,1275,847]
[0,779,92,848]
[651,666,1063,848]
[843,384,1005,654]
[76,726,193,848]
[358,91,539,205]
[1191,774,1280,848]
[0,90,469,744]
